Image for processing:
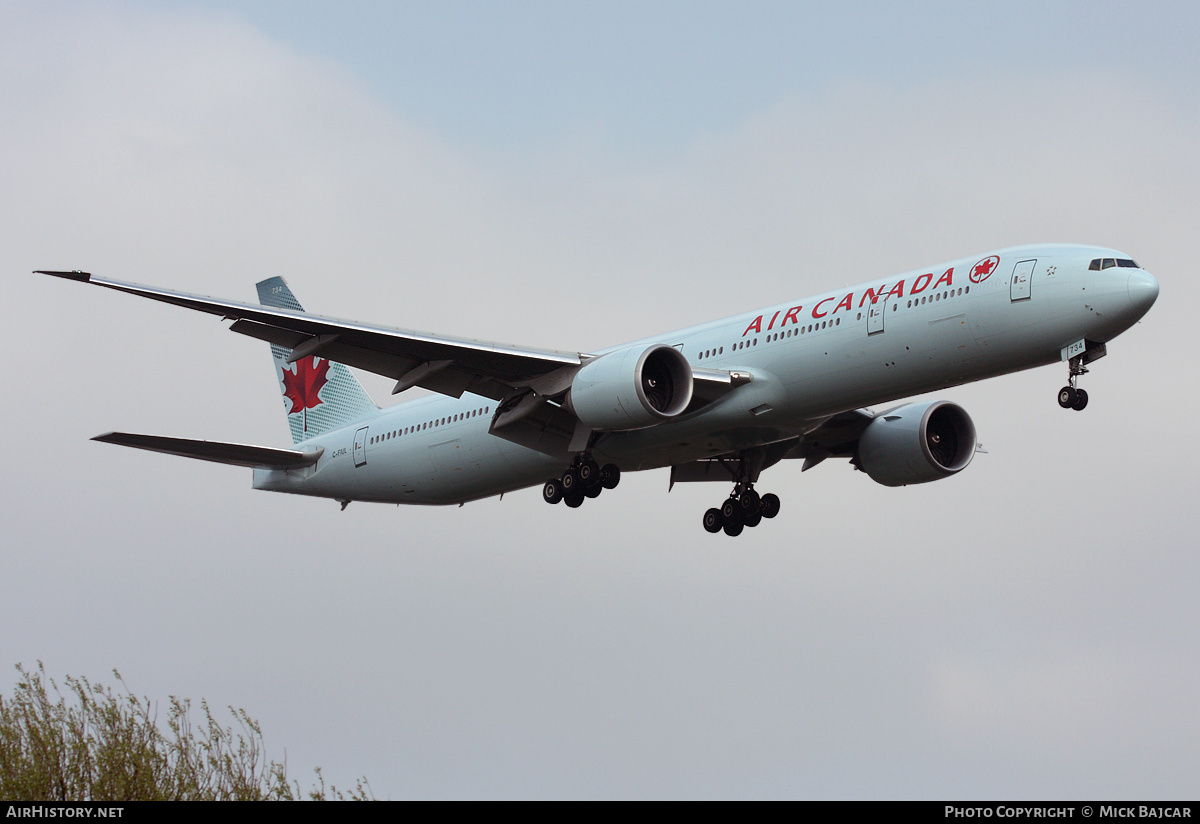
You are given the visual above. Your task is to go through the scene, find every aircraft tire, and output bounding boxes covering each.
[1071,388,1089,411]
[543,479,564,505]
[721,498,740,522]
[760,493,781,519]
[703,508,724,534]
[739,489,760,513]
[601,464,621,489]
[743,510,762,528]
[723,520,744,537]
[561,467,580,493]
[585,484,602,498]
[578,459,600,487]
[564,493,584,508]
[1058,386,1076,408]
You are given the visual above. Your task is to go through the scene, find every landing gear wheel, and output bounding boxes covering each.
[542,479,563,505]
[739,489,761,514]
[560,467,580,494]
[1058,386,1077,409]
[600,464,621,490]
[577,459,600,487]
[721,498,740,522]
[1071,388,1089,411]
[743,510,762,528]
[703,508,724,534]
[760,493,781,519]
[723,520,744,537]
[564,493,584,508]
[585,484,602,498]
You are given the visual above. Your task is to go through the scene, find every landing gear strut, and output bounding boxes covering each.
[1057,353,1090,411]
[542,455,620,508]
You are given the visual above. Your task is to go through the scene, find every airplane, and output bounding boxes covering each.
[37,243,1159,536]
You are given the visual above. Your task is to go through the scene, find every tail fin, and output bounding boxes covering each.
[256,277,377,444]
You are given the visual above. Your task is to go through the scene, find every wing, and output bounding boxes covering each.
[667,408,876,485]
[37,270,582,401]
[784,408,877,470]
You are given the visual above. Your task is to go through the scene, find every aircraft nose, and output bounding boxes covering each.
[1127,269,1159,315]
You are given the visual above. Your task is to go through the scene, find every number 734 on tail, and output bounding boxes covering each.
[38,243,1158,537]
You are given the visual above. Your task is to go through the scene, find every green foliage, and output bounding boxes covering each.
[0,663,371,801]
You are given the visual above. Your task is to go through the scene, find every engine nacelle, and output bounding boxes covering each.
[855,400,977,487]
[569,344,693,431]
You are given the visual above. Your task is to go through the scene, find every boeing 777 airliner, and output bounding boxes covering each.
[38,243,1158,536]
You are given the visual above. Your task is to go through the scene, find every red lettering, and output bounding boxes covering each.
[766,310,781,330]
[782,305,803,326]
[886,280,905,300]
[834,293,853,314]
[743,315,763,336]
[933,267,954,289]
[859,285,884,307]
[910,272,933,294]
[812,297,835,318]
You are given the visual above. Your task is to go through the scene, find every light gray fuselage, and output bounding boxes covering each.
[254,244,1158,505]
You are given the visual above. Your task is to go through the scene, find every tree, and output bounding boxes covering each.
[0,663,371,800]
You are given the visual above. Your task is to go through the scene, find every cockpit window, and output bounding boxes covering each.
[1090,257,1140,270]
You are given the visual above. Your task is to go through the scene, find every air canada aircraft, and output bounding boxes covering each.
[38,243,1158,536]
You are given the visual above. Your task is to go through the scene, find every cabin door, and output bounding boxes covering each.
[1010,259,1036,302]
[353,426,369,467]
[867,296,886,335]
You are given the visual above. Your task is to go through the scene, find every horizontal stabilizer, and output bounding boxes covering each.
[92,432,323,469]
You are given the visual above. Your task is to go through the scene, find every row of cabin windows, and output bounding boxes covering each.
[852,286,970,319]
[1089,258,1139,270]
[765,317,840,343]
[904,286,968,309]
[370,406,491,445]
[698,284,974,358]
[696,316,847,359]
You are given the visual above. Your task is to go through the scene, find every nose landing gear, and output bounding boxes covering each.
[1057,385,1088,411]
[1057,353,1090,411]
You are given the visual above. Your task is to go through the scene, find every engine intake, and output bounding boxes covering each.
[855,400,977,486]
[569,344,693,431]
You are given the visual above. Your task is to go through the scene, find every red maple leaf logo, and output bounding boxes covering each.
[970,256,999,283]
[281,357,331,431]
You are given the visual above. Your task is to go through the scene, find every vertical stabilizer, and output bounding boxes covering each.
[256,277,378,444]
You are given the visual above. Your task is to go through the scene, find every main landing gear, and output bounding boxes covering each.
[542,456,621,508]
[1057,353,1090,411]
[702,483,781,537]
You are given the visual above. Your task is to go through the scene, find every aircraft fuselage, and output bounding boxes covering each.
[252,243,1158,505]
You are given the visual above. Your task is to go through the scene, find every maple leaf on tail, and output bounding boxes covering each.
[281,357,331,432]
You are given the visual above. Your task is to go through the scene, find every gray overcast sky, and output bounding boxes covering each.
[1,0,1197,798]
